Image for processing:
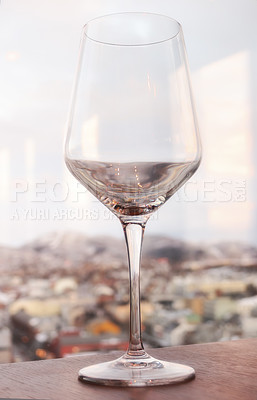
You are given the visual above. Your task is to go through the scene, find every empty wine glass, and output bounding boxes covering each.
[65,12,201,387]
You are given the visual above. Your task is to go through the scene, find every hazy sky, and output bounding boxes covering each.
[0,0,257,246]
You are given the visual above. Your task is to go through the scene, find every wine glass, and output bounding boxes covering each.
[65,12,201,387]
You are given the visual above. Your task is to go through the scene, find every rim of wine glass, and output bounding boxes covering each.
[83,12,182,47]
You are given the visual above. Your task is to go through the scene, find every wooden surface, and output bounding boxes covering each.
[0,339,257,400]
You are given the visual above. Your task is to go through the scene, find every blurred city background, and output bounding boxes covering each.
[0,0,257,363]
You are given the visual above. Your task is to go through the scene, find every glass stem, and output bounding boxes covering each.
[122,222,145,356]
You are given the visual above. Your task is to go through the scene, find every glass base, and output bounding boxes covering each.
[78,351,195,387]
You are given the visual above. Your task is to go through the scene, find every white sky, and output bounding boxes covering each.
[0,0,257,245]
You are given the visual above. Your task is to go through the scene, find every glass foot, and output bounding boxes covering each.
[78,351,195,387]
